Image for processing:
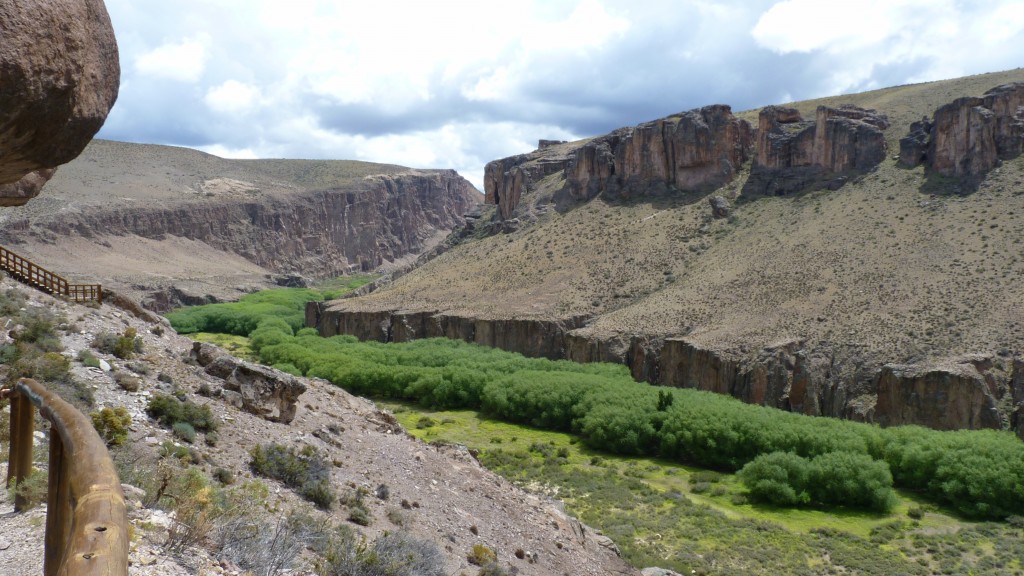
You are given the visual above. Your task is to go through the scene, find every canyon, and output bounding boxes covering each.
[0,139,480,310]
[312,70,1024,438]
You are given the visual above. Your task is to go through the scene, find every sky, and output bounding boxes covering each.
[97,0,1024,191]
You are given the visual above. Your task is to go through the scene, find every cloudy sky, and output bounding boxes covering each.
[97,0,1024,190]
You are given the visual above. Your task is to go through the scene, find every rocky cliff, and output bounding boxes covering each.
[308,306,1020,432]
[484,105,752,219]
[900,82,1024,180]
[745,105,890,196]
[0,0,119,203]
[0,140,480,310]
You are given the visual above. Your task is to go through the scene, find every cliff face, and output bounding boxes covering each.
[900,82,1024,179]
[309,306,1020,432]
[484,105,752,219]
[746,105,890,196]
[7,170,477,279]
[875,362,1003,431]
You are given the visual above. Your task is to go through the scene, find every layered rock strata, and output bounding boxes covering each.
[309,306,1019,433]
[484,105,752,218]
[900,83,1024,179]
[746,105,890,196]
[0,0,119,191]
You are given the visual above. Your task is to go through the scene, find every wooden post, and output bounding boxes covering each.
[12,393,34,512]
[44,431,68,576]
[6,394,20,486]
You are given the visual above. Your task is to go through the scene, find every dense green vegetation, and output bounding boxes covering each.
[167,282,1024,520]
[388,403,1024,576]
[247,322,1024,518]
[166,275,374,335]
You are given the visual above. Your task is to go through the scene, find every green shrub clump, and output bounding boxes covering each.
[146,393,218,433]
[92,327,143,359]
[249,443,335,510]
[91,406,132,447]
[738,451,897,511]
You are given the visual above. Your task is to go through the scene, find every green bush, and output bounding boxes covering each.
[91,406,132,447]
[739,451,896,511]
[92,327,142,359]
[173,422,197,444]
[77,349,101,368]
[250,443,335,510]
[147,394,218,432]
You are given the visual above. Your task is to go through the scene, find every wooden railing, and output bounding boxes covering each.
[0,246,102,303]
[4,378,128,576]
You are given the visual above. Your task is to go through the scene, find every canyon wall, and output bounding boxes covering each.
[900,82,1024,179]
[3,169,478,292]
[309,306,1018,434]
[484,105,752,219]
[746,105,890,196]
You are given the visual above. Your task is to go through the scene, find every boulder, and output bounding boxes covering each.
[191,342,306,424]
[747,104,889,196]
[0,169,56,207]
[708,195,731,218]
[0,0,120,189]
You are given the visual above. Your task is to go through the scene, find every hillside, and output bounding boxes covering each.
[0,278,632,576]
[314,69,1024,433]
[0,140,481,310]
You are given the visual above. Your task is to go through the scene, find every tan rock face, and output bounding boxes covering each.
[875,363,1002,430]
[900,83,1024,179]
[0,0,120,190]
[747,105,889,196]
[484,106,752,218]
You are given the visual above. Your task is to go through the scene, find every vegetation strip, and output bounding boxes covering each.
[167,286,1024,519]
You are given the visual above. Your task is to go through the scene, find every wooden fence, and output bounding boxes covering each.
[4,378,128,576]
[0,246,102,303]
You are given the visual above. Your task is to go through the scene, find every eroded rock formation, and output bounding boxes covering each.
[900,83,1024,179]
[0,0,119,194]
[746,105,890,196]
[191,342,306,424]
[484,106,752,218]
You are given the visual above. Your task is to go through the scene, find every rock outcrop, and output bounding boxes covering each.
[191,342,306,424]
[900,83,1024,179]
[0,0,119,189]
[746,105,890,196]
[484,105,752,218]
[875,362,1002,430]
[0,169,56,207]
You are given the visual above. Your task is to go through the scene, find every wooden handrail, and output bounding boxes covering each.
[0,245,102,304]
[5,378,128,576]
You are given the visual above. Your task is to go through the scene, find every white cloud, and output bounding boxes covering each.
[134,35,209,82]
[99,0,1024,190]
[205,80,261,114]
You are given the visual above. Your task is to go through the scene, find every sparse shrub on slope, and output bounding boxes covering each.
[146,393,219,433]
[249,443,336,510]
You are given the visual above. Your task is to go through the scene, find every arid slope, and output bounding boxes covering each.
[320,69,1024,427]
